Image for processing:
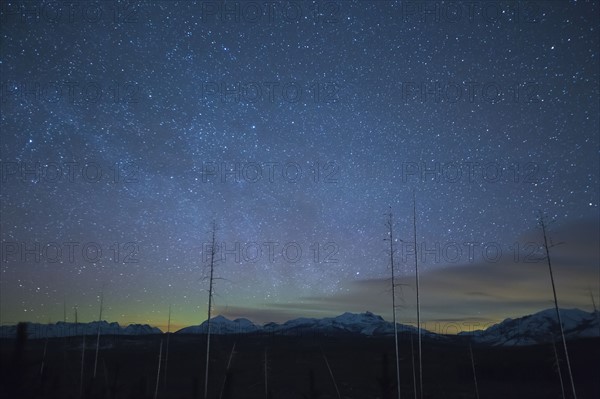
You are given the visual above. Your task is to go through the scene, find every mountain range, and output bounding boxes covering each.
[177,308,600,345]
[0,320,161,339]
[458,308,600,346]
[176,311,436,337]
[2,308,598,346]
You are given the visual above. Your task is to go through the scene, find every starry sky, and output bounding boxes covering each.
[1,1,598,333]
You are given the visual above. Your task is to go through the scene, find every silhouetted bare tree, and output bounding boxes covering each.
[385,208,401,399]
[538,211,576,399]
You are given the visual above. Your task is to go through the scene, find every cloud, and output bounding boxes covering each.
[215,218,599,331]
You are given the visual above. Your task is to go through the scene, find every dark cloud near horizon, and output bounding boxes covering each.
[217,218,599,327]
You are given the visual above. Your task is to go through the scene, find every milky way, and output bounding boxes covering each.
[1,1,598,331]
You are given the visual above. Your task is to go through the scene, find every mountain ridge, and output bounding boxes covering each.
[459,308,600,346]
[2,308,598,345]
[0,320,161,339]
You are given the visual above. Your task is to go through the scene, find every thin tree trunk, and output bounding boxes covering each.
[74,306,78,346]
[590,291,600,337]
[539,211,577,399]
[93,288,104,379]
[321,347,341,399]
[219,341,236,399]
[204,223,216,399]
[469,344,480,399]
[387,209,401,399]
[154,339,163,399]
[40,336,48,375]
[552,337,566,399]
[412,192,423,399]
[80,334,86,399]
[164,304,171,388]
[63,298,68,357]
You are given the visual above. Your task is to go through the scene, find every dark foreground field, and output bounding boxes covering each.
[1,333,598,399]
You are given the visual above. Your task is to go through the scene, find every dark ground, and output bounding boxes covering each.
[1,332,598,399]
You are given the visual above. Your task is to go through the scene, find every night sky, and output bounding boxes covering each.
[1,1,598,333]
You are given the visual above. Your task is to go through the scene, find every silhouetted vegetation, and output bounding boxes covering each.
[2,333,597,398]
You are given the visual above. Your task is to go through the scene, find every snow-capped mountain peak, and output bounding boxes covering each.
[459,308,599,346]
[176,315,260,334]
[177,311,432,337]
